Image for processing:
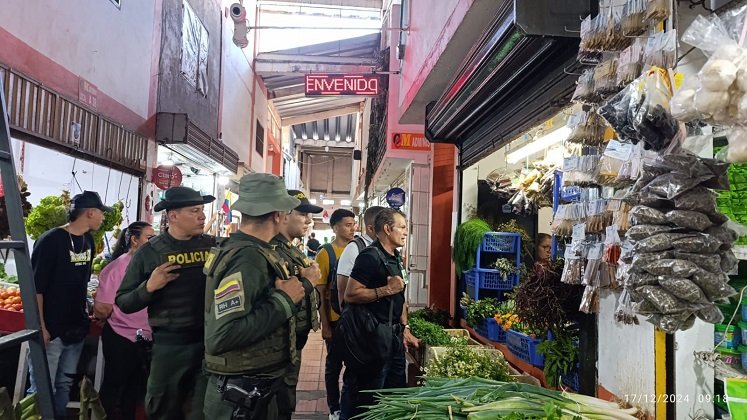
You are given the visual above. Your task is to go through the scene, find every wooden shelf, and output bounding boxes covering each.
[460,319,548,387]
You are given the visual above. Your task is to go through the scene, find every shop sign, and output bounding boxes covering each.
[305,74,379,96]
[78,78,98,109]
[386,188,406,209]
[392,133,431,151]
[152,165,183,190]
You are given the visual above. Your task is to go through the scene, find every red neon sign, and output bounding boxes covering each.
[305,74,379,96]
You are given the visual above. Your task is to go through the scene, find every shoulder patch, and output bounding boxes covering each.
[203,249,218,273]
[214,272,245,319]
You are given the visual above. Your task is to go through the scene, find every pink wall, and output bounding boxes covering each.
[398,0,473,120]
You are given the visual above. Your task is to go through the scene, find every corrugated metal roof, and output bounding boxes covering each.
[291,113,357,148]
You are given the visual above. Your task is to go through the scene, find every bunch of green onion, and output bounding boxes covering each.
[356,377,639,420]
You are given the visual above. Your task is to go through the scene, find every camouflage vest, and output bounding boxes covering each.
[147,234,214,330]
[272,236,320,338]
[203,239,298,375]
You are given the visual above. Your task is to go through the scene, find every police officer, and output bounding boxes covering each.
[202,173,306,419]
[271,190,323,419]
[116,186,216,420]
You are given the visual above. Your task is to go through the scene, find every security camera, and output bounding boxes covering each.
[230,3,249,48]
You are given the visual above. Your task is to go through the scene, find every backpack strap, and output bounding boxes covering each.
[353,237,366,253]
[369,246,398,334]
[320,243,337,284]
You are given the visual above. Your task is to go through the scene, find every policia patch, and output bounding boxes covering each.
[214,272,245,319]
[164,250,211,268]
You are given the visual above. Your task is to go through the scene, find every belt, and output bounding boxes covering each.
[153,328,203,345]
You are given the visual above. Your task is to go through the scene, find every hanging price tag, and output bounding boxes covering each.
[572,223,586,241]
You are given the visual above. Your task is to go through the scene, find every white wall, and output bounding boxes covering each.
[0,0,157,119]
[12,139,139,250]
[220,0,258,164]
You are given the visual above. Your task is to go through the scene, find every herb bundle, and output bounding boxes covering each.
[453,218,492,276]
[513,260,584,331]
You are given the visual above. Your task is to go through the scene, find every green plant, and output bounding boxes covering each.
[495,219,534,259]
[409,306,452,328]
[466,297,499,327]
[537,327,579,388]
[92,202,124,254]
[409,318,452,347]
[425,341,513,382]
[492,258,520,275]
[453,218,491,277]
[24,192,70,240]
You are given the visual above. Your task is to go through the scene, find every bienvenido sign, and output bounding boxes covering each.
[305,74,379,96]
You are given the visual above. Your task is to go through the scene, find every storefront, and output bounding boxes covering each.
[419,0,747,418]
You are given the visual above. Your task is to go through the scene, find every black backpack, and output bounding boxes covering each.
[322,237,367,314]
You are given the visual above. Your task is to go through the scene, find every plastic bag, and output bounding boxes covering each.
[635,233,699,253]
[645,0,670,22]
[643,31,677,70]
[629,205,667,225]
[631,68,679,151]
[617,39,645,88]
[651,312,697,333]
[671,234,722,253]
[599,83,643,144]
[573,68,596,104]
[658,277,707,303]
[626,272,663,287]
[690,269,737,301]
[674,187,718,214]
[594,56,620,97]
[706,224,739,246]
[671,76,699,121]
[697,304,725,324]
[653,153,714,180]
[666,210,714,231]
[598,141,633,185]
[727,127,747,164]
[637,285,684,314]
[633,299,660,314]
[720,249,739,272]
[603,7,631,51]
[580,286,600,314]
[630,251,677,273]
[626,224,674,241]
[673,252,722,273]
[641,259,701,277]
[567,111,606,145]
[681,14,732,57]
[622,0,647,36]
[641,172,707,200]
[614,288,640,324]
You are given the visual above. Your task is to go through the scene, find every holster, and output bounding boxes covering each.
[217,375,283,420]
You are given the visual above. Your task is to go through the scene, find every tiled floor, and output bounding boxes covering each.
[292,330,336,420]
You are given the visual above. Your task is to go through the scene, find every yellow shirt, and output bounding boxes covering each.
[315,243,345,322]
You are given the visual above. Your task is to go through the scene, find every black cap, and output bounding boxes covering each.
[288,190,323,214]
[70,191,113,213]
[154,186,215,212]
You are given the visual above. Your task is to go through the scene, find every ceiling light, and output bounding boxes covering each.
[309,198,318,204]
[358,201,365,207]
[506,126,572,164]
[322,199,335,205]
[218,176,230,185]
[340,199,352,206]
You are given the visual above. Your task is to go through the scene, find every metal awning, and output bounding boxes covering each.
[155,113,239,174]
[291,113,358,148]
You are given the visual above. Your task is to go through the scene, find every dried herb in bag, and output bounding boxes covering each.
[629,205,667,225]
[665,210,714,232]
[637,285,684,314]
[673,252,722,273]
[658,277,708,303]
[690,269,737,301]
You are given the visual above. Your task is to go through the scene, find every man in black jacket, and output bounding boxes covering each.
[306,232,320,258]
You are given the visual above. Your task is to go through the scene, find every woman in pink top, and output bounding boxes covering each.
[94,221,155,420]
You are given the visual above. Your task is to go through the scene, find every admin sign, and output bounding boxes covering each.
[305,74,379,96]
[392,133,431,151]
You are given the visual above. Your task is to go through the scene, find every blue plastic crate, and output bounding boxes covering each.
[562,364,580,391]
[487,317,506,342]
[482,232,520,253]
[475,269,518,291]
[506,330,545,367]
[474,319,488,338]
[464,270,476,288]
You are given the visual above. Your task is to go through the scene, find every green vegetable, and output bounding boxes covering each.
[493,258,520,275]
[425,342,513,382]
[409,318,452,347]
[409,306,452,328]
[24,193,70,240]
[92,201,124,255]
[537,327,579,388]
[466,298,499,327]
[356,377,639,420]
[453,218,492,277]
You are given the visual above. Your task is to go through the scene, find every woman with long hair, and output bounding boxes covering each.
[93,221,155,419]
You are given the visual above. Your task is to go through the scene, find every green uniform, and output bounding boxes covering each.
[202,231,299,419]
[116,232,215,420]
[271,234,320,419]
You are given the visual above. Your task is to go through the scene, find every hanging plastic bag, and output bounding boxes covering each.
[622,0,647,36]
[727,127,747,163]
[645,0,670,23]
[572,68,596,104]
[631,68,679,151]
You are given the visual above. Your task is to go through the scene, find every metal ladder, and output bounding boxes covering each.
[0,84,55,417]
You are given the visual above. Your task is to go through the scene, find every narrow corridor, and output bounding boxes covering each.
[292,330,336,420]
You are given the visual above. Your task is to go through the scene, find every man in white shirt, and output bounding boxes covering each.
[335,206,385,309]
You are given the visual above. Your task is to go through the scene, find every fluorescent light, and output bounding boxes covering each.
[340,199,352,206]
[506,126,572,164]
[218,176,229,185]
[309,198,317,204]
[358,201,365,207]
[322,199,335,205]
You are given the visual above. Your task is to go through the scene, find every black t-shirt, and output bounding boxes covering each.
[32,227,93,342]
[349,240,404,324]
[306,238,320,253]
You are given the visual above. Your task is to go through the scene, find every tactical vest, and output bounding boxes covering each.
[272,236,320,339]
[203,238,298,376]
[146,234,215,331]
